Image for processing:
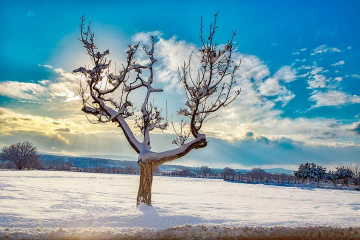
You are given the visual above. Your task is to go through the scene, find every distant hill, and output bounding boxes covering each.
[39,154,294,175]
[83,154,138,161]
[264,168,295,175]
[40,154,189,172]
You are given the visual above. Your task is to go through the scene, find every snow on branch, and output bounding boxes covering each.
[74,14,239,164]
[178,12,241,139]
[73,17,168,153]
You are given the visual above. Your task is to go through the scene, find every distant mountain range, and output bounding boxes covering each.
[39,154,294,175]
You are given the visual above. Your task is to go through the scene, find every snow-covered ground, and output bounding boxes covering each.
[0,170,359,239]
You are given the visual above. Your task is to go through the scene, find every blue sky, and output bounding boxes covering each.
[0,0,359,170]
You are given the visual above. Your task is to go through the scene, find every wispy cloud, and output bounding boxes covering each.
[334,77,343,82]
[306,67,330,89]
[311,45,342,55]
[310,90,360,108]
[331,60,345,67]
[307,74,328,89]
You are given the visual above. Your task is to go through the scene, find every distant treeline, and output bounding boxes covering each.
[1,154,359,191]
[294,162,360,189]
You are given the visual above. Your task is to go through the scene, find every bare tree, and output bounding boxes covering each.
[1,141,41,170]
[200,166,211,178]
[74,14,240,206]
[249,168,267,182]
[223,167,235,181]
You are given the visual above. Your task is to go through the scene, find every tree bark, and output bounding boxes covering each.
[137,160,156,206]
[136,138,207,206]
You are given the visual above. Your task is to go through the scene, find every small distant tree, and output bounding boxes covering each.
[335,166,354,187]
[1,141,42,170]
[176,168,191,177]
[0,161,16,169]
[326,171,338,186]
[354,176,360,190]
[223,167,235,181]
[200,166,211,178]
[95,165,105,173]
[294,162,324,183]
[124,165,138,174]
[349,165,359,178]
[315,164,327,185]
[279,173,290,184]
[249,168,267,182]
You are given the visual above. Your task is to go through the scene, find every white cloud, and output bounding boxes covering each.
[334,77,343,82]
[331,60,345,67]
[292,48,307,55]
[259,78,285,96]
[307,74,328,89]
[0,81,47,100]
[258,66,296,106]
[0,65,82,103]
[298,72,309,78]
[131,33,198,91]
[238,63,296,106]
[155,36,198,90]
[310,67,324,75]
[311,45,342,55]
[235,54,270,82]
[208,97,360,147]
[297,65,312,70]
[131,31,162,44]
[132,31,296,105]
[305,66,343,90]
[310,90,360,108]
[274,66,297,83]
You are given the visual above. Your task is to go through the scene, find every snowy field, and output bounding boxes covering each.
[0,170,359,239]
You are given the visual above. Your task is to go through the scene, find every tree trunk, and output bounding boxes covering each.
[136,160,156,206]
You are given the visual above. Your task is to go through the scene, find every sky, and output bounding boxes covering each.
[0,0,360,170]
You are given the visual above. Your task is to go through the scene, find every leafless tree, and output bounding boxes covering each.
[249,168,267,182]
[200,166,211,177]
[180,168,192,177]
[74,14,240,206]
[1,141,42,170]
[223,167,235,181]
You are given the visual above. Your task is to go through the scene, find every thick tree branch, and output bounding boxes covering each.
[137,134,207,167]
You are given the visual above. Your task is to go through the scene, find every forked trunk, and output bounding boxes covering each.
[137,160,156,206]
[135,138,207,206]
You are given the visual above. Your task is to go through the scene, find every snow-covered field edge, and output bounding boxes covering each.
[1,226,360,240]
[1,171,360,239]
